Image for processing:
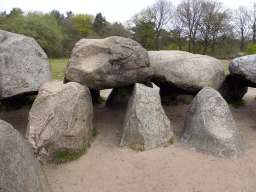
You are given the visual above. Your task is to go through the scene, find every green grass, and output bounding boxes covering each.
[93,127,100,138]
[164,138,174,147]
[219,60,230,73]
[227,99,245,108]
[49,58,69,81]
[53,148,88,164]
[129,144,145,152]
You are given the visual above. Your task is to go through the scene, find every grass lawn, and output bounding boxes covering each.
[49,58,69,81]
[49,58,231,82]
[219,60,230,74]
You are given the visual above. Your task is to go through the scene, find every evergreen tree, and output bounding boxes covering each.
[93,12,106,35]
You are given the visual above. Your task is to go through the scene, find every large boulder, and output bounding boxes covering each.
[0,30,51,100]
[148,50,225,94]
[26,82,93,164]
[64,36,154,90]
[229,55,256,87]
[218,73,248,101]
[120,83,173,150]
[0,120,52,191]
[181,87,247,158]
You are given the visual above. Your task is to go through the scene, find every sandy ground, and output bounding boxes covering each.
[1,88,256,192]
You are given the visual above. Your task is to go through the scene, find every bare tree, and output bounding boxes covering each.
[249,3,256,43]
[176,0,203,53]
[198,0,231,54]
[233,5,251,51]
[152,0,173,50]
[172,9,184,50]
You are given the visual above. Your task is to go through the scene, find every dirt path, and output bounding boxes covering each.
[1,88,256,192]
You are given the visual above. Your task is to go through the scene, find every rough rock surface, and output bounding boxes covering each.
[218,73,248,101]
[148,50,225,94]
[229,55,256,87]
[0,120,52,191]
[26,82,93,164]
[0,30,51,99]
[64,36,154,90]
[181,87,247,158]
[120,83,173,150]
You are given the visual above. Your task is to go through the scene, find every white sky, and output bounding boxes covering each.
[0,0,255,23]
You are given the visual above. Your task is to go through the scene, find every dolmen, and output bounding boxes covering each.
[26,36,155,164]
[0,30,51,100]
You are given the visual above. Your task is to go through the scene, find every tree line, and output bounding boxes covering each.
[1,0,256,59]
[0,8,129,58]
[129,0,256,58]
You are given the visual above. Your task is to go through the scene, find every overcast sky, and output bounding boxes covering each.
[0,0,255,23]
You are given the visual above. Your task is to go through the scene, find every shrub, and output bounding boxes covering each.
[245,43,256,55]
[163,43,180,50]
[93,127,100,138]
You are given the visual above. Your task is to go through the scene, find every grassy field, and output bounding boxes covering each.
[219,60,230,74]
[49,58,69,81]
[49,59,231,82]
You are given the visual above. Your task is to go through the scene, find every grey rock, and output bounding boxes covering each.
[148,50,225,93]
[0,30,51,99]
[218,73,248,101]
[120,83,173,150]
[64,36,154,90]
[26,82,93,164]
[229,55,256,87]
[0,120,52,192]
[181,87,247,158]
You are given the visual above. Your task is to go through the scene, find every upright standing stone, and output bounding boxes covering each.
[120,83,173,150]
[0,120,52,191]
[181,87,247,158]
[26,82,93,164]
